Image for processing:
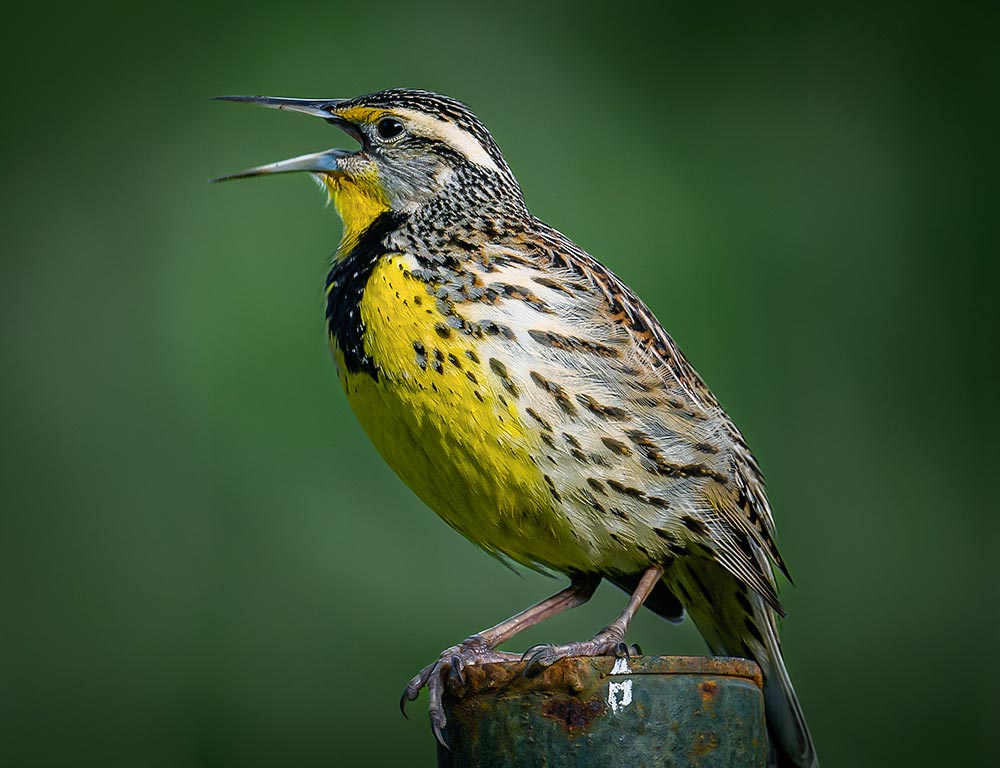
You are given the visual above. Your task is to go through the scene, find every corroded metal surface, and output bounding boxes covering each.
[437,655,765,768]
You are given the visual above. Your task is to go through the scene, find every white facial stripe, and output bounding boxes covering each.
[395,109,501,174]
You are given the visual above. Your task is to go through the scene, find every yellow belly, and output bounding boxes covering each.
[332,254,580,570]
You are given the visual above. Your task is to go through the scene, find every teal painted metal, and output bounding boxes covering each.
[437,655,765,768]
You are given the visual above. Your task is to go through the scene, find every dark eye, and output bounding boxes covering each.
[376,118,404,141]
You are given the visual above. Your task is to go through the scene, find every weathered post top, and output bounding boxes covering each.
[438,655,765,768]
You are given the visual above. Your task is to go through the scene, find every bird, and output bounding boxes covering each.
[214,88,818,767]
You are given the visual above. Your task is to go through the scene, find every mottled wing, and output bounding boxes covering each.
[407,217,789,611]
[538,223,790,580]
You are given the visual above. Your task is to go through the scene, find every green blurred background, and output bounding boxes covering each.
[2,1,995,765]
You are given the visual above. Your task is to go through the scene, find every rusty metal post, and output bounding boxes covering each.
[437,655,765,768]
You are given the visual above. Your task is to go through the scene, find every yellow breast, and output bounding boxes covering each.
[331,254,581,570]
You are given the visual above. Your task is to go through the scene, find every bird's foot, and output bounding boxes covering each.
[399,634,520,747]
[522,626,642,676]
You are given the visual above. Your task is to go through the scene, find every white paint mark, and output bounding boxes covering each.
[611,657,631,675]
[608,679,633,714]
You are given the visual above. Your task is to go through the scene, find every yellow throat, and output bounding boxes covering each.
[322,169,390,253]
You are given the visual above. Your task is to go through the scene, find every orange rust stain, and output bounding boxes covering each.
[540,696,606,733]
[690,731,720,757]
[699,680,719,701]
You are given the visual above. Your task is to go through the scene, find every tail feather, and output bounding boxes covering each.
[759,619,818,768]
[666,564,819,768]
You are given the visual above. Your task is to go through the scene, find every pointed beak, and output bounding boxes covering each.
[212,95,348,120]
[211,148,354,183]
[212,94,363,183]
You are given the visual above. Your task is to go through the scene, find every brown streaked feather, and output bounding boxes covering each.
[513,220,791,589]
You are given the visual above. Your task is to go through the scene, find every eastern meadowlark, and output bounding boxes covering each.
[215,88,818,767]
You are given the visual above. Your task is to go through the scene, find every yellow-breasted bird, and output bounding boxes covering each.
[215,88,818,767]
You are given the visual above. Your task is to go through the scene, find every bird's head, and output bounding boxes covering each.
[214,89,522,249]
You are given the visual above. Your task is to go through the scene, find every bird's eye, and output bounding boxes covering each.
[376,118,404,141]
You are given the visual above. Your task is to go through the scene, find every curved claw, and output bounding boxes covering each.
[449,656,465,687]
[399,691,410,720]
[520,643,560,677]
[427,665,449,748]
[630,643,642,656]
[520,644,547,663]
[399,662,436,719]
[430,710,449,750]
[523,643,579,677]
[520,626,631,677]
[521,650,545,677]
[403,641,520,742]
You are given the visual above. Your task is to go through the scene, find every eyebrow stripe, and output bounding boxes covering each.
[393,108,501,174]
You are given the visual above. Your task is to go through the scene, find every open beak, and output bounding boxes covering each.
[212,95,348,119]
[211,148,353,183]
[211,94,360,183]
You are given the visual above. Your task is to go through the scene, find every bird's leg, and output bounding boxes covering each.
[523,565,665,675]
[401,574,600,745]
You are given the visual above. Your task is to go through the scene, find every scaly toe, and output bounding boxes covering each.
[429,706,449,750]
[427,669,449,748]
[521,644,561,676]
[399,661,437,718]
[521,628,629,676]
[400,639,521,739]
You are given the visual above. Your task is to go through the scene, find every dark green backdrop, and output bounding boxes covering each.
[2,1,995,766]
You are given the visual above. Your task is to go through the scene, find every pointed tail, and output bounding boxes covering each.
[668,564,819,767]
[758,618,818,768]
